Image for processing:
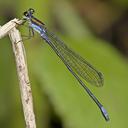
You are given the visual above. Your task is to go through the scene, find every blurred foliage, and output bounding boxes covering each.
[0,0,128,128]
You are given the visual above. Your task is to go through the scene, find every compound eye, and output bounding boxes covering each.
[23,11,29,17]
[29,8,35,14]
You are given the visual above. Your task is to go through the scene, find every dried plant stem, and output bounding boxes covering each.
[0,18,22,39]
[0,19,36,128]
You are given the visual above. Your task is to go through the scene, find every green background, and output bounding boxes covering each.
[0,0,128,128]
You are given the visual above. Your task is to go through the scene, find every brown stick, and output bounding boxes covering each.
[0,19,36,128]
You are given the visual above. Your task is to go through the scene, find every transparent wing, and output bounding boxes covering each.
[42,28,104,87]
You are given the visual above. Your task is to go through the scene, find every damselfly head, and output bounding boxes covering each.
[23,8,35,18]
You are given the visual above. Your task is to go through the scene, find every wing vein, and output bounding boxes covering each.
[42,28,103,87]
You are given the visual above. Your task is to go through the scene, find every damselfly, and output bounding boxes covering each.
[23,8,109,121]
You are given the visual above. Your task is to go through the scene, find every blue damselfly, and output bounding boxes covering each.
[22,8,109,121]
